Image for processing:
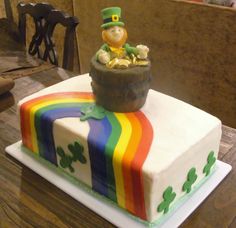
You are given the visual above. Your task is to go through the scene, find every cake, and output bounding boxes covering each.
[17,7,222,225]
[18,74,221,224]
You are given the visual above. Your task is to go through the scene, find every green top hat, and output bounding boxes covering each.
[101,7,124,29]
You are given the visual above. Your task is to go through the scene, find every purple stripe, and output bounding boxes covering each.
[40,107,82,165]
[87,117,112,196]
[38,106,112,198]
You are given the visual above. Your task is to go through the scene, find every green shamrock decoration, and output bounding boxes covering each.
[157,186,176,214]
[182,167,198,193]
[80,104,107,121]
[203,151,216,176]
[68,141,86,164]
[56,146,74,172]
[56,140,86,173]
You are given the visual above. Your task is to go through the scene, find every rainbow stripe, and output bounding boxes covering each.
[20,92,153,220]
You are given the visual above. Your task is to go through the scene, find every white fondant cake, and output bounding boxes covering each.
[18,74,221,223]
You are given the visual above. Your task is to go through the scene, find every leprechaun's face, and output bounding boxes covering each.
[106,26,124,42]
[102,26,127,48]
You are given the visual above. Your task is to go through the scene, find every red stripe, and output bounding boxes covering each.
[131,111,153,220]
[20,92,93,149]
[122,113,142,214]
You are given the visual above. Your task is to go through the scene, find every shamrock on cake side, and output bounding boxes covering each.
[89,7,152,112]
[96,7,149,69]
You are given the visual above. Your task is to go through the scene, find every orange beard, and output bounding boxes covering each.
[102,28,128,48]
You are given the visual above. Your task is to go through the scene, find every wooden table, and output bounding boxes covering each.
[0,68,236,227]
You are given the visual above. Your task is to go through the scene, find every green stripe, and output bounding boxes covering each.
[105,112,122,202]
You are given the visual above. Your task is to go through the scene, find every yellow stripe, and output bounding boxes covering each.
[29,98,93,153]
[113,113,132,208]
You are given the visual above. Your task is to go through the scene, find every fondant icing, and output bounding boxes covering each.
[18,74,221,222]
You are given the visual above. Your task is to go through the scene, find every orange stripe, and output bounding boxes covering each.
[122,113,142,214]
[131,111,153,220]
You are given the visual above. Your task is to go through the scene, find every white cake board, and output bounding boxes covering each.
[5,141,231,228]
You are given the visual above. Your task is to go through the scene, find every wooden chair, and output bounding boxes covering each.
[17,2,80,72]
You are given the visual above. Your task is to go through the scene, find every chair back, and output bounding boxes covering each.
[17,2,79,72]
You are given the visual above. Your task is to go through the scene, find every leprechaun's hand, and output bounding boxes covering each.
[136,45,149,59]
[97,49,110,64]
[230,0,236,7]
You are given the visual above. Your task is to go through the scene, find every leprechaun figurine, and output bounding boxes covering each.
[90,6,152,112]
[96,7,149,68]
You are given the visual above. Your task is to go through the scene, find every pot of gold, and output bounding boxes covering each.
[89,7,152,112]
